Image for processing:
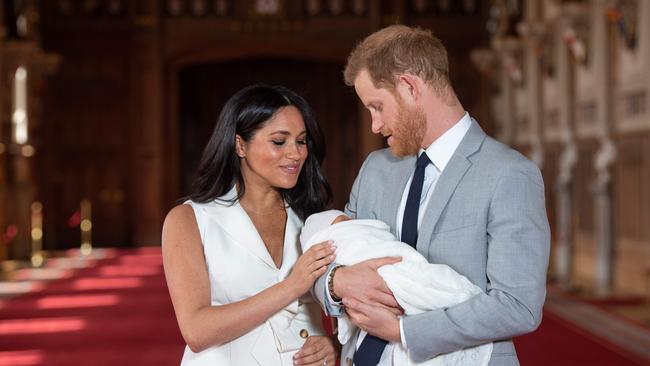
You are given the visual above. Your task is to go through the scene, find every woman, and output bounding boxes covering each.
[162,84,338,366]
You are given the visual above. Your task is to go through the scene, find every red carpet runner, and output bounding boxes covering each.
[0,248,646,365]
[0,248,184,365]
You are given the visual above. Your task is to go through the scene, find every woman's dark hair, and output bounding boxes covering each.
[188,84,332,220]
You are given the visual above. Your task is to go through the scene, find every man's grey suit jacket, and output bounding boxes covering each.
[314,119,550,366]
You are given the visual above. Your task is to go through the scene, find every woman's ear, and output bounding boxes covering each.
[235,135,246,158]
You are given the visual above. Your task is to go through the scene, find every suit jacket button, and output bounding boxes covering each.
[299,329,309,338]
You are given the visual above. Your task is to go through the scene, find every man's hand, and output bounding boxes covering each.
[333,257,402,314]
[344,298,402,343]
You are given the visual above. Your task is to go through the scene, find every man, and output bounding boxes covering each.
[313,25,550,366]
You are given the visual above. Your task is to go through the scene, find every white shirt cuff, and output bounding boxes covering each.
[399,317,407,348]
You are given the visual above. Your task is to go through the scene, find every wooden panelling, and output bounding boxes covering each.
[40,29,131,248]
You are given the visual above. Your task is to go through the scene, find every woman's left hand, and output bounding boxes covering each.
[293,335,338,366]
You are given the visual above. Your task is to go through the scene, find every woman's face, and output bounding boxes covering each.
[237,106,309,191]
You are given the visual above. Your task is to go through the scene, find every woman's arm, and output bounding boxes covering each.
[162,204,335,353]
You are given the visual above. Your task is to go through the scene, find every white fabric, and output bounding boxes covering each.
[301,209,344,247]
[181,187,325,366]
[301,210,492,366]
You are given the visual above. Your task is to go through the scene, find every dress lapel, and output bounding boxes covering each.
[212,187,279,270]
[416,119,486,252]
[279,206,302,278]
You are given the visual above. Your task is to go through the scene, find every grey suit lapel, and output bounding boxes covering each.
[380,155,415,235]
[416,119,486,252]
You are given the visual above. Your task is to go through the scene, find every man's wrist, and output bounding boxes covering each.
[399,317,407,348]
[328,265,344,302]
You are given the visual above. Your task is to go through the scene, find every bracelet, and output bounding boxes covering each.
[328,265,344,302]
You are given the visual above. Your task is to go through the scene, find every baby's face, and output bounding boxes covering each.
[332,214,351,225]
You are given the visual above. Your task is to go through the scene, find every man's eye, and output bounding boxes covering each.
[272,140,285,146]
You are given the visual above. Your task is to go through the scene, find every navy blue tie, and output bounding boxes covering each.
[353,152,430,366]
[401,152,431,248]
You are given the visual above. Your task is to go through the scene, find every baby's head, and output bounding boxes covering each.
[332,214,351,225]
[300,210,351,247]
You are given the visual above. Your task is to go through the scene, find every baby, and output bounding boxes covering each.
[300,210,493,366]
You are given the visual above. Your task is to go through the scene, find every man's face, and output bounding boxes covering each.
[354,70,425,157]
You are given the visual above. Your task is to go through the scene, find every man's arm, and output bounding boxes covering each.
[402,163,550,362]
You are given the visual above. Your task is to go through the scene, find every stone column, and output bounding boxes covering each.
[518,0,545,168]
[553,6,581,290]
[591,0,617,297]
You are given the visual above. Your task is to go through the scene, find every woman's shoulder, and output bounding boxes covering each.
[168,199,241,229]
[161,204,203,250]
[162,201,227,245]
[165,200,225,226]
[164,204,197,229]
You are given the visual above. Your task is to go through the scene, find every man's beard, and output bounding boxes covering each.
[387,102,426,157]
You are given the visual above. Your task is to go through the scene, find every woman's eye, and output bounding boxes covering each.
[297,140,307,145]
[272,140,285,146]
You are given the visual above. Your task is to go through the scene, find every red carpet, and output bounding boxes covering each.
[0,248,647,365]
[0,248,184,366]
[515,311,647,365]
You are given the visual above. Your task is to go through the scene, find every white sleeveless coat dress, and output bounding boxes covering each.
[180,187,325,365]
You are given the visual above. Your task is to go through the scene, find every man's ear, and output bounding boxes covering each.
[235,135,246,158]
[395,73,421,105]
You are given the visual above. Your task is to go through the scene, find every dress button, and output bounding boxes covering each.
[299,329,309,338]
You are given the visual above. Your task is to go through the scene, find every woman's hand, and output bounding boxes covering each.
[293,335,339,366]
[287,241,336,296]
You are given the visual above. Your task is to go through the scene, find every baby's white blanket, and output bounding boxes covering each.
[302,218,493,366]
